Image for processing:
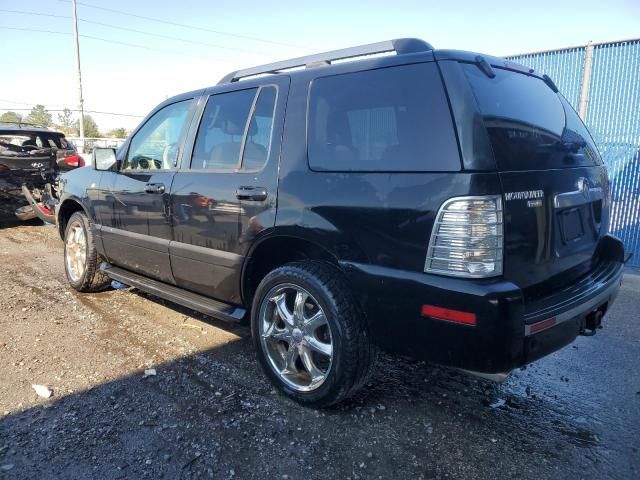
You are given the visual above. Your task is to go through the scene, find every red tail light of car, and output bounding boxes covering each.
[63,155,85,168]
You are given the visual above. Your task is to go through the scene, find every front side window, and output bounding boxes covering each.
[124,99,193,171]
[191,86,277,171]
[307,63,460,172]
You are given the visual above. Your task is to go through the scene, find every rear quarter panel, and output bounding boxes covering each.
[276,63,503,282]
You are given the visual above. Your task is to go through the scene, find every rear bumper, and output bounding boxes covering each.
[343,237,625,374]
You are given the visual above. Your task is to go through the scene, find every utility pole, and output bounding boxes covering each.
[578,41,594,121]
[71,0,85,151]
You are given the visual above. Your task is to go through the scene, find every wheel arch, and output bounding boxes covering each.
[57,198,89,240]
[241,234,342,306]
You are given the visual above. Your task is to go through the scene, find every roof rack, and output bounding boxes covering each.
[218,38,433,84]
[0,121,48,129]
[0,121,41,127]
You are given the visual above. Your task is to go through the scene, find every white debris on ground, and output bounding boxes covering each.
[31,384,53,398]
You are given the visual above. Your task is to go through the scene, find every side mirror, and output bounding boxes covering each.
[93,147,117,171]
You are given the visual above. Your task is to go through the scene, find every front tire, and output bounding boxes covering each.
[63,211,110,292]
[251,261,375,407]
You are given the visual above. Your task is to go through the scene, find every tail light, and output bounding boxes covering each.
[63,155,85,168]
[424,195,503,278]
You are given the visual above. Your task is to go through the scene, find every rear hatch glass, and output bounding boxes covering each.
[0,131,58,175]
[461,63,608,293]
[462,64,601,170]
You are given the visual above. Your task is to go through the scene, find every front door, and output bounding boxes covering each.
[170,77,289,304]
[101,98,196,283]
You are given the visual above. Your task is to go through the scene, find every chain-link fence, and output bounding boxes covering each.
[508,38,640,268]
[67,137,126,154]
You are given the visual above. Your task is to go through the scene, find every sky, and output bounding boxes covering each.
[0,0,639,132]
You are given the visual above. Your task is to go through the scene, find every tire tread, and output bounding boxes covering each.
[65,211,111,293]
[252,261,376,407]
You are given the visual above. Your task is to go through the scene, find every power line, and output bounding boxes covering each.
[0,98,70,107]
[0,26,69,36]
[0,107,144,118]
[80,32,223,59]
[80,18,263,54]
[0,8,265,55]
[86,110,143,118]
[0,26,225,60]
[55,0,310,50]
[0,8,67,20]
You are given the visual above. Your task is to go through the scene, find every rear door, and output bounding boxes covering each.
[169,78,288,304]
[460,63,608,291]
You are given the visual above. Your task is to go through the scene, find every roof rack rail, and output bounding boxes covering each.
[0,121,46,128]
[218,38,433,84]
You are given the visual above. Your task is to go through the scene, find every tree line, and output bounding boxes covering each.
[0,105,128,139]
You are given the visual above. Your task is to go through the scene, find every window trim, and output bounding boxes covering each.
[239,85,279,172]
[187,84,279,173]
[122,98,195,173]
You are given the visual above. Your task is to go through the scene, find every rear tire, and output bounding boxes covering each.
[63,211,111,292]
[251,261,376,407]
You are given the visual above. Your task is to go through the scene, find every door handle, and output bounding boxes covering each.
[144,183,165,194]
[235,186,268,201]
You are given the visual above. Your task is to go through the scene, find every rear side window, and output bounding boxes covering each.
[191,86,277,171]
[192,89,257,170]
[243,87,277,170]
[462,64,600,170]
[307,63,460,172]
[41,133,64,148]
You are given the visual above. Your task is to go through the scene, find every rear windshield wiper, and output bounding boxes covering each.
[542,74,559,93]
[474,55,495,78]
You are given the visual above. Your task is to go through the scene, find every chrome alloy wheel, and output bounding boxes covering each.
[259,284,333,392]
[65,222,87,282]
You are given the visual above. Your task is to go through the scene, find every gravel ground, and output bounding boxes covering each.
[0,223,638,479]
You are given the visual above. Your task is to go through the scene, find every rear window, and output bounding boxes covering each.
[0,132,67,149]
[307,63,460,172]
[462,64,600,170]
[41,133,66,149]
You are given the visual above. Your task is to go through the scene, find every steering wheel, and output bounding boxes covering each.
[130,155,151,170]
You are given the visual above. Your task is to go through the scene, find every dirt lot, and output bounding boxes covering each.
[0,223,638,479]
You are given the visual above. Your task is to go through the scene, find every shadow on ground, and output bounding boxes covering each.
[1,277,638,479]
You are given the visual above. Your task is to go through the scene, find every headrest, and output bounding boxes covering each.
[219,119,244,136]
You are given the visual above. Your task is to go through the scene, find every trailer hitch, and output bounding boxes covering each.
[580,308,605,337]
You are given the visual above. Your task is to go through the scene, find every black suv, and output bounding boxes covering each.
[55,39,626,406]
